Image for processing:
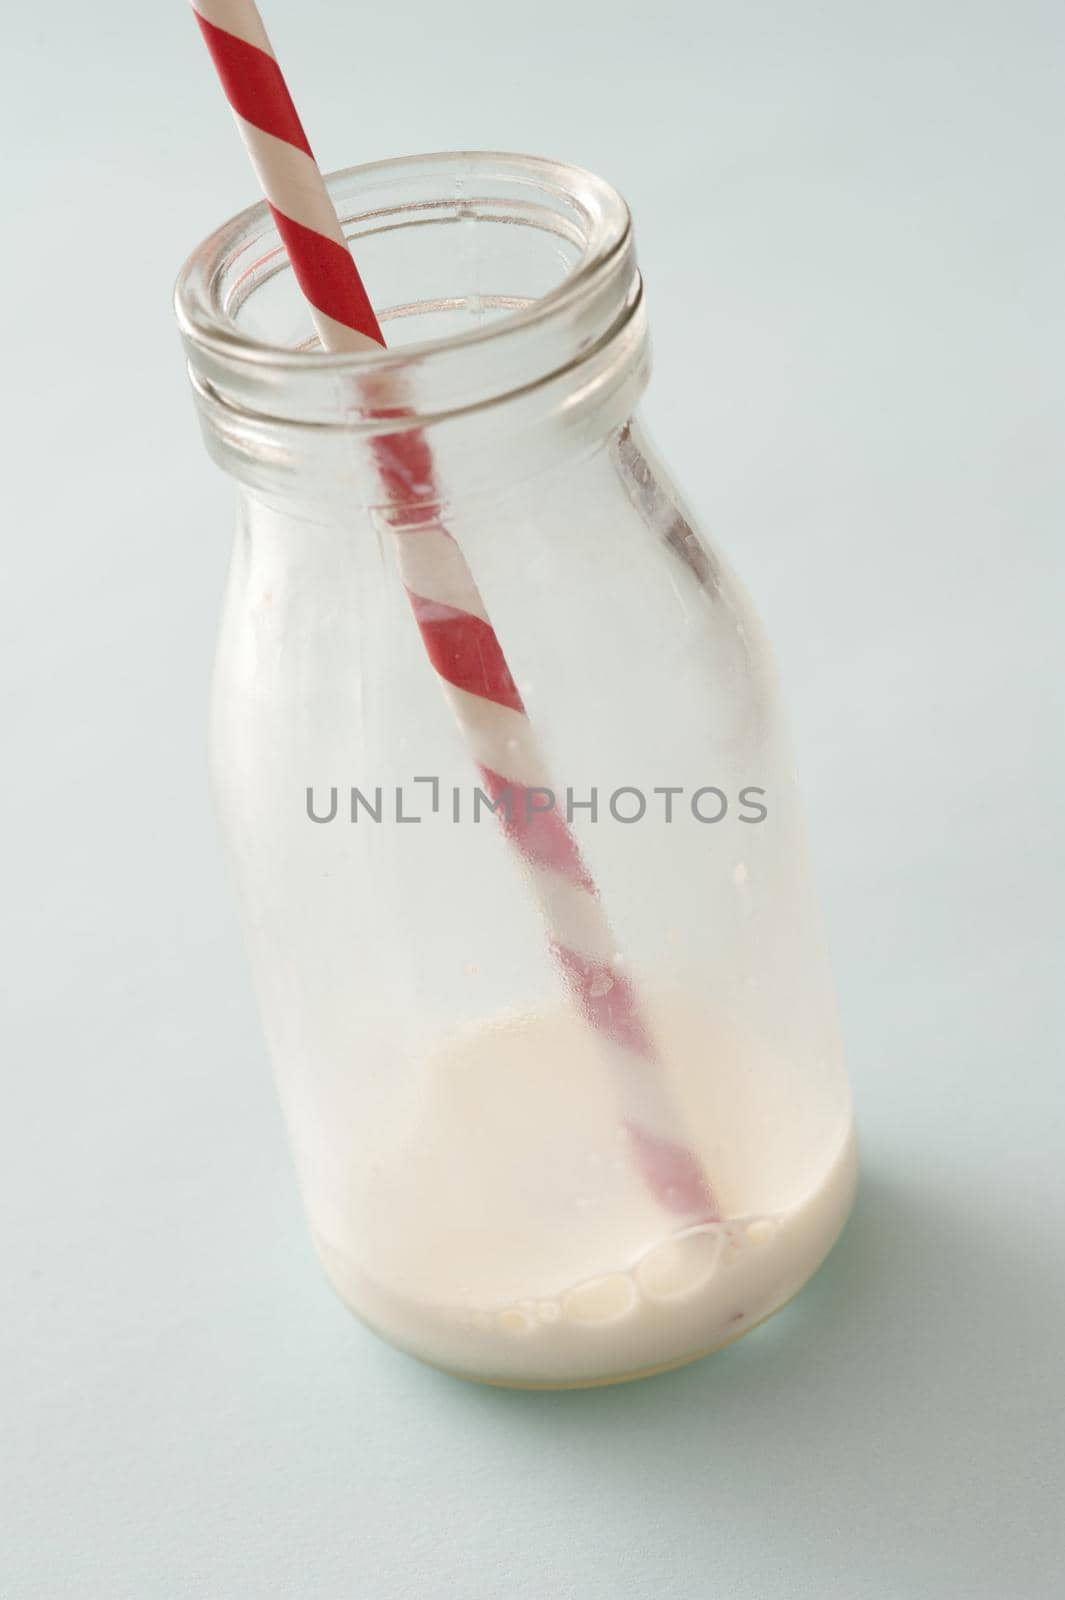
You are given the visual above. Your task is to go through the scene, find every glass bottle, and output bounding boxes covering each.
[175,151,856,1388]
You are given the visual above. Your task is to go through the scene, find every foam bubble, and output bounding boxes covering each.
[746,1218,777,1247]
[563,1273,638,1325]
[497,1307,535,1334]
[635,1227,724,1302]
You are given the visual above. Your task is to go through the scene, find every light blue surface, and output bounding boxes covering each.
[3,1,1062,1594]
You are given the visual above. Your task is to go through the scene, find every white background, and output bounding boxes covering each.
[3,1,1062,1594]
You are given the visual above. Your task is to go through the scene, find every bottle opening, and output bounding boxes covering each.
[175,150,642,432]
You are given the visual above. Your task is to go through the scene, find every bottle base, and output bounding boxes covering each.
[315,1123,857,1390]
[423,1291,801,1390]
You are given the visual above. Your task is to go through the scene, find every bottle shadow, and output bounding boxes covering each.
[447,1169,1064,1585]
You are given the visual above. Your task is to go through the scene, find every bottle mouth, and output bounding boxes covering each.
[175,150,642,432]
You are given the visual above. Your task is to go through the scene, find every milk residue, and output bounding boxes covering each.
[305,996,856,1386]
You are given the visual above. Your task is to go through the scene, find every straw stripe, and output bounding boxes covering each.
[193,14,312,156]
[431,688,547,791]
[269,208,382,341]
[625,1124,715,1209]
[535,874,621,966]
[391,527,492,622]
[477,767,596,888]
[553,945,654,1058]
[192,0,273,51]
[312,306,381,355]
[190,0,717,1221]
[233,119,345,237]
[406,595,526,714]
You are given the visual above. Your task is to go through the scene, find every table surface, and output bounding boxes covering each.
[4,1,1062,1595]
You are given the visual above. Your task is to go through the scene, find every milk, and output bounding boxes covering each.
[303,995,856,1387]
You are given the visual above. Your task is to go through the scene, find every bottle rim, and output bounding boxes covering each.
[174,150,641,432]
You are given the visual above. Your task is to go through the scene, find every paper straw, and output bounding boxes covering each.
[190,0,718,1220]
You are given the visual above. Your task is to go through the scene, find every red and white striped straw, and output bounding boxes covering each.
[190,0,717,1220]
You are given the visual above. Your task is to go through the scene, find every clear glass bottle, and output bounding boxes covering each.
[175,152,856,1388]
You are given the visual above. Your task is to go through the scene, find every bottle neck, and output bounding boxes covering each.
[176,152,650,511]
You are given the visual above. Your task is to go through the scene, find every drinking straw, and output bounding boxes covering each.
[190,0,718,1220]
